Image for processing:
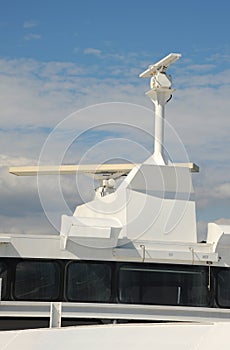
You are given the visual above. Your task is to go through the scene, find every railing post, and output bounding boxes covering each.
[0,278,2,301]
[49,302,62,328]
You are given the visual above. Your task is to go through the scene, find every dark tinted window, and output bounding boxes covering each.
[67,262,112,302]
[0,262,7,299]
[14,261,60,300]
[217,269,230,307]
[119,265,208,307]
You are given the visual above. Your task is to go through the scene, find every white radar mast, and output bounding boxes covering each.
[139,53,181,165]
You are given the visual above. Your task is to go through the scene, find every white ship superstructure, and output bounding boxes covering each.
[0,53,230,349]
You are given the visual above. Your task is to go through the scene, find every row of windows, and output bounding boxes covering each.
[0,260,112,302]
[0,259,230,308]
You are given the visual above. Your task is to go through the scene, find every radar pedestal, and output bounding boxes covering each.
[146,83,172,165]
[139,53,181,165]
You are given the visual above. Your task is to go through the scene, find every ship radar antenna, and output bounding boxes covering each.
[139,53,181,165]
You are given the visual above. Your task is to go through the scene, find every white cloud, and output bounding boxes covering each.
[82,48,125,61]
[84,48,102,56]
[197,221,208,241]
[0,214,56,234]
[185,64,215,72]
[23,20,39,29]
[215,218,230,225]
[211,183,230,199]
[24,34,42,41]
[0,155,93,233]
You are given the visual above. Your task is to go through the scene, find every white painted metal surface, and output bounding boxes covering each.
[9,162,199,176]
[1,301,230,323]
[1,322,230,350]
[140,53,181,164]
[139,53,181,78]
[1,53,230,349]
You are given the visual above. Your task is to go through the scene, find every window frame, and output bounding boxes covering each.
[65,260,113,303]
[0,261,8,300]
[13,259,62,301]
[215,268,230,308]
[118,262,210,307]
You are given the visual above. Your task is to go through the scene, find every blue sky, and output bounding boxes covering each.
[1,0,230,69]
[0,0,230,237]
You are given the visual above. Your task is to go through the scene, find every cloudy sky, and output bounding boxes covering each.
[0,0,230,238]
